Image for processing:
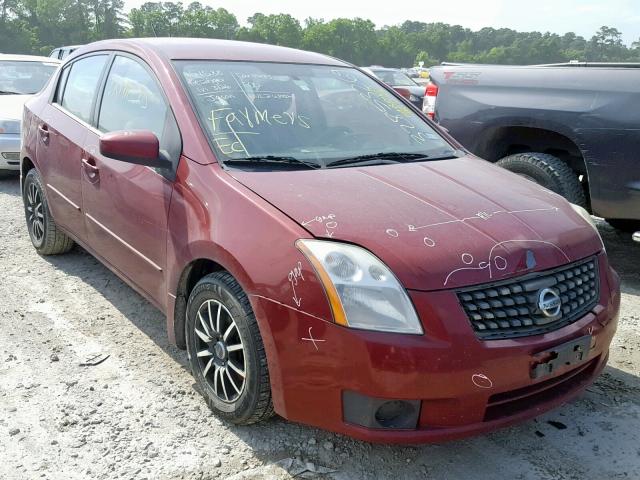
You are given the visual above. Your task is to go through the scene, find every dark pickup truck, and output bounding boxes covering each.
[428,62,640,232]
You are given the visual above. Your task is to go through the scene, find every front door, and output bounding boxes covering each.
[37,54,109,240]
[80,54,181,306]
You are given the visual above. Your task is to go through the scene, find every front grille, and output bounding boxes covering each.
[1,152,19,161]
[458,257,599,340]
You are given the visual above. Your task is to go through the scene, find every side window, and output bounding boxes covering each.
[98,56,167,138]
[98,55,180,163]
[60,55,108,123]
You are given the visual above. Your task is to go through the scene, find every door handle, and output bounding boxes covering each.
[82,157,100,182]
[38,124,49,142]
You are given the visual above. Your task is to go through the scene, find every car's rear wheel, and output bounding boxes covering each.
[497,152,587,208]
[23,169,75,255]
[186,271,273,425]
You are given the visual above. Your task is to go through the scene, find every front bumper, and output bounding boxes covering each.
[0,134,21,170]
[252,252,620,443]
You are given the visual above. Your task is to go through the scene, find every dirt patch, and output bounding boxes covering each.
[1,175,639,479]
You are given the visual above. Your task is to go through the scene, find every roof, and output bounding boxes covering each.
[0,54,60,64]
[75,38,348,66]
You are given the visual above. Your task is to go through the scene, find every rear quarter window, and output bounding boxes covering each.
[60,55,108,123]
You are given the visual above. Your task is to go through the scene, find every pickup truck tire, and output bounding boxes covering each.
[497,153,587,208]
[605,219,640,232]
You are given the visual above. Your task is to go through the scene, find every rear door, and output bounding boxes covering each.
[37,54,109,240]
[81,54,181,306]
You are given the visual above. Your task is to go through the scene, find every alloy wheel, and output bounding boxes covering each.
[193,299,246,403]
[26,182,45,243]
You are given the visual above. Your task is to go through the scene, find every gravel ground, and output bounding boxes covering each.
[1,172,639,480]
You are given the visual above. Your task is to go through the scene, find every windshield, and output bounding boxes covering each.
[0,60,58,95]
[175,61,455,169]
[371,69,416,87]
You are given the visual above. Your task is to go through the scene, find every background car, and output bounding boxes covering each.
[0,54,59,172]
[363,66,426,109]
[49,45,81,60]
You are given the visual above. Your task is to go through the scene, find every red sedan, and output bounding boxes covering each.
[20,38,619,443]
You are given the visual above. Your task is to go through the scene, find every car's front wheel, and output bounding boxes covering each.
[186,271,273,425]
[22,169,75,255]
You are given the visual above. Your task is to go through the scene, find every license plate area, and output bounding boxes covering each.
[530,335,592,379]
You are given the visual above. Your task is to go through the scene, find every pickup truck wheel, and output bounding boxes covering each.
[186,271,274,425]
[605,219,640,232]
[497,153,587,208]
[22,169,75,255]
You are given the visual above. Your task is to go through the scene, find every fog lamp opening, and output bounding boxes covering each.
[342,390,420,430]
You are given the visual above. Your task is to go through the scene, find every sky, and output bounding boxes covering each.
[125,0,640,45]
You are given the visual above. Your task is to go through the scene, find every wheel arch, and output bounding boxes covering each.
[172,257,226,349]
[472,124,591,206]
[20,156,37,192]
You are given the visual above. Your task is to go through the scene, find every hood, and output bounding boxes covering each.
[231,157,603,291]
[0,95,30,121]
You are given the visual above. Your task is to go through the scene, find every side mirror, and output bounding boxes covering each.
[99,130,172,169]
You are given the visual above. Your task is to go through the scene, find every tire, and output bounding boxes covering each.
[22,169,75,255]
[605,219,640,233]
[186,271,273,425]
[497,152,587,208]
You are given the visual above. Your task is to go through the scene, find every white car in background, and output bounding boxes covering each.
[0,54,59,172]
[49,45,81,60]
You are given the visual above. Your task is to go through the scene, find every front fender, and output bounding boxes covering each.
[165,158,335,415]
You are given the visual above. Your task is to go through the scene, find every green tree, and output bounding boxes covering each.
[303,17,378,65]
[238,13,302,47]
[377,26,413,66]
[128,2,183,38]
[414,50,437,67]
[89,0,125,39]
[177,3,238,39]
[589,25,624,60]
[2,2,638,66]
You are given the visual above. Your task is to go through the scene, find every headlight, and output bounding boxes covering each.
[297,239,423,334]
[0,117,20,135]
[571,203,596,229]
[571,203,604,248]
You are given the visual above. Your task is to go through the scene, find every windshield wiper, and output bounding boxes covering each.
[325,152,431,168]
[326,150,464,168]
[223,155,322,170]
[0,90,22,95]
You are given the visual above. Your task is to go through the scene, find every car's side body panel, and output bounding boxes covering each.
[36,104,88,239]
[164,157,335,414]
[82,129,174,306]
